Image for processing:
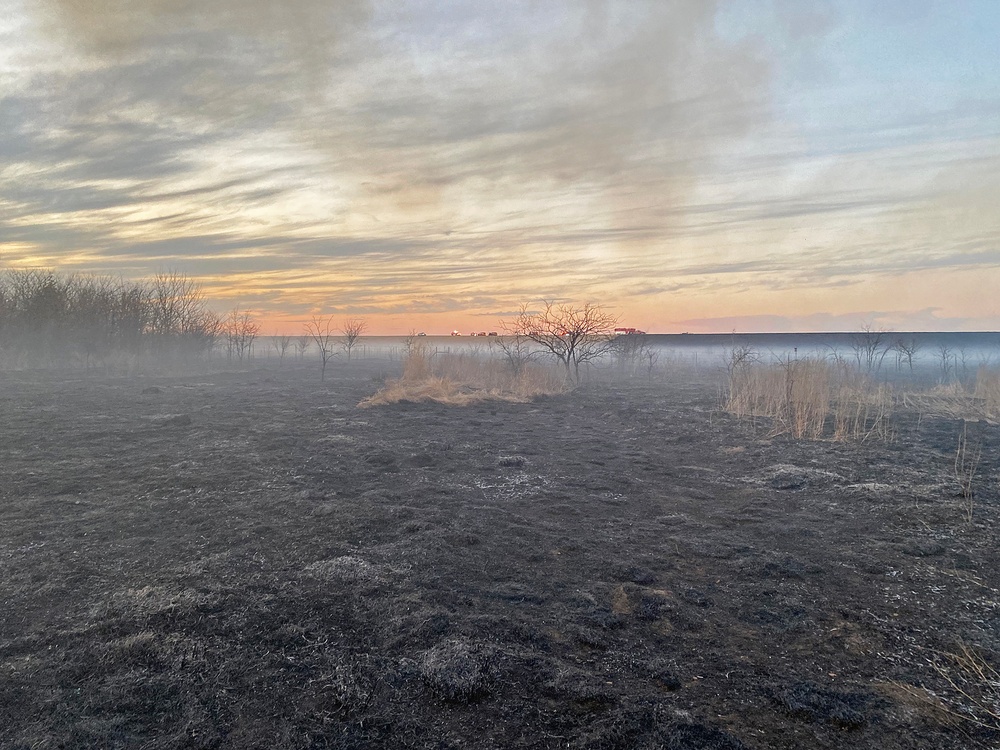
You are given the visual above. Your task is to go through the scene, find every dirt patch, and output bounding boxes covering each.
[1,361,999,748]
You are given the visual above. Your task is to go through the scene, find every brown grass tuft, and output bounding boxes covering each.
[360,345,566,407]
[975,366,1000,419]
[901,366,1000,422]
[725,356,892,441]
[929,643,1000,730]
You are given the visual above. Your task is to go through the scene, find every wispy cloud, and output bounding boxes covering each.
[0,0,998,330]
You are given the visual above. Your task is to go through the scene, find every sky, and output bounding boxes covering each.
[1,0,998,334]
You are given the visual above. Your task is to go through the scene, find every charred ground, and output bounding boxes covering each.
[1,360,998,749]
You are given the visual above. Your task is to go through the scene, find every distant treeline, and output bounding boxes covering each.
[0,269,221,369]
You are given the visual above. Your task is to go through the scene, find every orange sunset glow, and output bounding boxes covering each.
[2,1,998,334]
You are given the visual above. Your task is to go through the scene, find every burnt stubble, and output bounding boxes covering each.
[1,361,997,749]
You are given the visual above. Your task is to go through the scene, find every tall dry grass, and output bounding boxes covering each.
[932,642,1000,731]
[725,355,892,441]
[360,344,566,407]
[901,366,1000,422]
[975,367,1000,419]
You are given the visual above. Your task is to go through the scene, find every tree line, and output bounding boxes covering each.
[0,269,236,369]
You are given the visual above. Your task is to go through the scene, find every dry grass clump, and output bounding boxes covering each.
[901,366,1000,422]
[725,355,892,441]
[975,366,1000,419]
[360,345,566,407]
[931,643,1000,730]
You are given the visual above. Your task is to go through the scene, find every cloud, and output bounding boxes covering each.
[3,1,998,331]
[26,0,773,213]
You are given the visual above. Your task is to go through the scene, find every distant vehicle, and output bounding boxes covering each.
[614,327,646,335]
[487,331,498,336]
[417,332,427,336]
[478,332,487,337]
[450,330,461,336]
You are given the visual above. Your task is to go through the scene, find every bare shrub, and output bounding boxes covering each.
[954,420,982,520]
[360,344,565,407]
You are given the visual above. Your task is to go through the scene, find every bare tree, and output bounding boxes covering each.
[891,336,921,372]
[305,315,338,380]
[612,332,654,378]
[271,331,293,364]
[957,346,971,384]
[340,317,367,362]
[501,301,618,382]
[148,272,203,337]
[0,268,219,369]
[642,346,660,382]
[295,335,311,359]
[850,323,890,373]
[403,328,420,357]
[225,307,260,361]
[938,345,954,382]
[493,332,537,377]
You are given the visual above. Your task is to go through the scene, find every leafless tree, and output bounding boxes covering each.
[850,323,890,373]
[404,328,419,357]
[0,268,218,369]
[145,271,220,358]
[67,274,118,368]
[271,332,293,364]
[501,301,618,382]
[957,346,971,384]
[340,317,367,362]
[295,335,311,359]
[147,272,202,337]
[938,345,954,382]
[225,307,260,361]
[642,346,660,382]
[493,332,537,376]
[305,315,338,380]
[612,332,654,378]
[891,337,921,372]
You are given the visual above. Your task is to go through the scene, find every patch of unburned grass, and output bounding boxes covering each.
[902,367,1000,422]
[725,356,892,441]
[360,345,566,407]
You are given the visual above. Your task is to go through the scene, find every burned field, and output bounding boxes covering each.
[1,361,999,749]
